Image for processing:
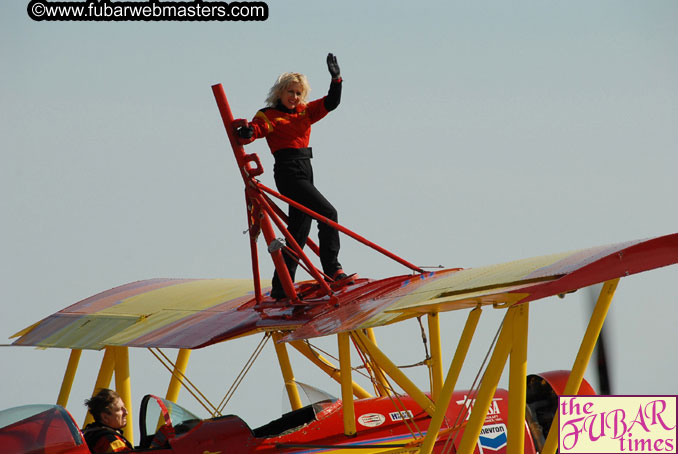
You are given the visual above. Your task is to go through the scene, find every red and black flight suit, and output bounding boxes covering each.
[247,78,343,298]
[83,421,134,453]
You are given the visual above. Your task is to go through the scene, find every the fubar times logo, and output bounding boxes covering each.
[559,395,677,453]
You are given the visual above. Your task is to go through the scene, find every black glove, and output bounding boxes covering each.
[236,125,254,139]
[327,53,341,80]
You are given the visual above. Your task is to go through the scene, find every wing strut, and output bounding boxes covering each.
[273,331,303,410]
[57,349,82,408]
[84,348,116,428]
[288,340,372,398]
[428,313,443,401]
[541,278,619,454]
[354,330,435,417]
[165,349,191,403]
[113,347,134,445]
[419,307,482,454]
[455,304,526,454]
[338,332,357,436]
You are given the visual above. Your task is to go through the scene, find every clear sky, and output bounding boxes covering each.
[2,0,677,438]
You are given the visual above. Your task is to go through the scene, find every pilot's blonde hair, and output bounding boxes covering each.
[265,72,310,107]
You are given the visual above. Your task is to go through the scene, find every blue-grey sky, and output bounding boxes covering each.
[2,0,677,436]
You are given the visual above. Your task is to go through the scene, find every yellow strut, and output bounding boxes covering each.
[542,279,619,454]
[165,348,191,403]
[272,332,303,411]
[83,347,116,427]
[57,349,82,407]
[114,346,133,445]
[456,307,516,454]
[428,313,443,401]
[354,330,435,417]
[419,306,482,454]
[338,332,357,436]
[507,303,529,454]
[288,340,372,399]
[365,328,390,397]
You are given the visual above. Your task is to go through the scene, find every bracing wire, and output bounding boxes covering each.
[148,333,272,419]
[148,348,220,416]
[415,316,434,395]
[349,333,384,396]
[440,311,507,454]
[304,339,373,380]
[351,332,425,442]
[416,316,430,361]
[215,332,271,416]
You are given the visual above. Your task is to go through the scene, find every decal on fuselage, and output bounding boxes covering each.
[478,423,507,452]
[389,410,414,421]
[456,396,503,422]
[357,413,386,427]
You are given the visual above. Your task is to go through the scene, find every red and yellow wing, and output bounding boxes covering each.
[11,233,678,349]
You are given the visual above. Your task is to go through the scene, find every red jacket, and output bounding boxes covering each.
[247,78,342,153]
[249,98,329,153]
[83,422,133,453]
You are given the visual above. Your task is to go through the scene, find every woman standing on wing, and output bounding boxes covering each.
[236,53,348,300]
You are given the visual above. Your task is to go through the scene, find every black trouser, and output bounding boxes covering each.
[271,148,341,293]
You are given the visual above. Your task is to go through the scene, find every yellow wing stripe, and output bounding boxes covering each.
[386,251,572,313]
[99,279,254,316]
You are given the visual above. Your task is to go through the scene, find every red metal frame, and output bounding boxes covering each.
[211,83,423,303]
[256,183,424,273]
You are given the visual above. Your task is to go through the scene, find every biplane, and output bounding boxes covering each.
[2,83,677,454]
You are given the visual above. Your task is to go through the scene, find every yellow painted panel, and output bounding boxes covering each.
[386,252,570,313]
[98,279,256,316]
[389,290,530,314]
[103,309,198,345]
[34,314,139,349]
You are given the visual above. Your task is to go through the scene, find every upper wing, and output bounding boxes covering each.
[285,233,678,340]
[10,278,290,350]
[11,233,678,348]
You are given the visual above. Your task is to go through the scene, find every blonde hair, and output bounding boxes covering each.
[265,72,311,107]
